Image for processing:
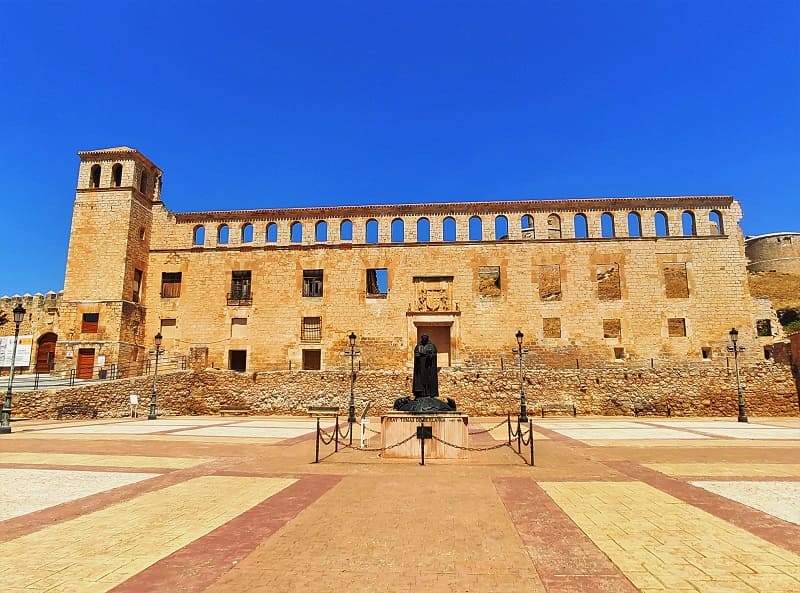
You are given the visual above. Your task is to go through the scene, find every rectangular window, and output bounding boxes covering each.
[667,318,686,337]
[81,313,99,333]
[231,318,247,339]
[301,317,321,342]
[302,349,321,370]
[542,317,561,338]
[538,265,562,301]
[701,347,711,359]
[477,266,501,296]
[603,319,621,338]
[366,268,389,297]
[596,264,621,300]
[160,318,177,338]
[613,347,625,360]
[229,350,247,371]
[756,319,772,337]
[664,263,689,298]
[229,271,252,305]
[161,272,182,298]
[132,269,143,303]
[303,269,323,297]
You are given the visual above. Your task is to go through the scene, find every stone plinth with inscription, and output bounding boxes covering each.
[381,412,469,460]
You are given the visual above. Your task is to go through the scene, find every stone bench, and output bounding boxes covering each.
[633,403,672,417]
[307,406,340,417]
[56,403,98,420]
[219,405,250,417]
[540,403,577,417]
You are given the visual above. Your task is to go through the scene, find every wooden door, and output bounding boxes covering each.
[77,348,95,379]
[36,333,57,373]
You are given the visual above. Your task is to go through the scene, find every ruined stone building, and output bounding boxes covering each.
[1,145,784,384]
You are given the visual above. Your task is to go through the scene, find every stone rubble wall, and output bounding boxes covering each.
[12,363,799,420]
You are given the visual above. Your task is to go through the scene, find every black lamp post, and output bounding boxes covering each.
[347,332,358,424]
[727,328,748,423]
[512,330,529,423]
[148,332,163,420]
[1,303,26,434]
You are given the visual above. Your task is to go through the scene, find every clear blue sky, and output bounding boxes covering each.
[1,0,798,296]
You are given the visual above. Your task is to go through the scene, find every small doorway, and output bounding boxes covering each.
[77,348,95,379]
[228,350,247,371]
[302,349,321,370]
[36,333,57,373]
[416,325,451,367]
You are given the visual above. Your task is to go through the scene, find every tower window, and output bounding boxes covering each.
[140,171,148,194]
[132,269,143,303]
[90,164,101,188]
[112,163,123,187]
[82,313,99,333]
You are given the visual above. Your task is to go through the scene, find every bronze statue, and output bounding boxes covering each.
[394,334,456,412]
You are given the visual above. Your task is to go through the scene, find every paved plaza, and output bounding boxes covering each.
[1,415,799,593]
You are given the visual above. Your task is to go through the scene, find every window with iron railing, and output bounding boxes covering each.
[301,317,321,342]
[228,271,253,305]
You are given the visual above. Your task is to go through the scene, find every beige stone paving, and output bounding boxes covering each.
[0,452,212,469]
[645,463,800,477]
[541,481,800,592]
[0,475,295,593]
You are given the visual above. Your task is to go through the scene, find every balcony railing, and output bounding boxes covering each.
[227,291,253,306]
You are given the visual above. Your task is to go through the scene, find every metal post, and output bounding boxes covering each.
[728,328,748,423]
[314,417,320,463]
[529,420,535,466]
[514,330,529,423]
[1,304,25,434]
[148,332,163,420]
[348,332,356,443]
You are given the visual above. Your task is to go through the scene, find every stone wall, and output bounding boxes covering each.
[12,362,799,420]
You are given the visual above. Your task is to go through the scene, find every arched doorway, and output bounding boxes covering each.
[36,333,57,373]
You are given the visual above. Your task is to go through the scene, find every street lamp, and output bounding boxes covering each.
[512,330,529,423]
[148,332,163,420]
[727,328,748,423]
[1,303,26,434]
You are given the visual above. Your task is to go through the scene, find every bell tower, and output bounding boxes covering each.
[59,147,163,377]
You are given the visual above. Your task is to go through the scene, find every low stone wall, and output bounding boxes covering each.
[10,362,799,420]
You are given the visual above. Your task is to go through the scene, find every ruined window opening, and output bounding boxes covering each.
[756,319,772,337]
[138,227,146,241]
[241,223,253,243]
[681,211,697,236]
[574,213,589,238]
[82,313,99,333]
[366,219,379,244]
[521,214,534,238]
[391,218,405,243]
[231,318,248,339]
[315,220,328,242]
[290,221,303,243]
[340,219,353,241]
[613,347,625,360]
[132,269,143,303]
[301,317,321,342]
[628,212,642,237]
[601,213,615,238]
[469,216,483,241]
[302,349,321,370]
[655,211,669,237]
[596,264,621,300]
[477,266,501,297]
[709,210,724,235]
[217,224,229,244]
[229,271,252,304]
[139,171,148,194]
[161,272,182,298]
[538,264,562,301]
[443,217,457,242]
[160,318,177,339]
[193,225,205,246]
[667,318,686,337]
[547,214,562,239]
[303,269,323,297]
[228,350,247,372]
[416,217,430,242]
[366,268,388,296]
[89,164,101,188]
[494,215,508,240]
[701,347,711,359]
[663,263,689,298]
[763,345,773,360]
[111,163,123,187]
[543,317,561,338]
[603,319,622,338]
[266,222,278,242]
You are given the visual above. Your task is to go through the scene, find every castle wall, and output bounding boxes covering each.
[745,233,800,273]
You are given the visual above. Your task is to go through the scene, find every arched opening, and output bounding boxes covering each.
[709,210,724,235]
[469,216,483,241]
[290,221,303,243]
[193,225,205,246]
[111,163,123,187]
[494,215,508,240]
[315,220,328,242]
[416,217,430,242]
[443,217,457,242]
[89,164,101,188]
[682,211,697,236]
[266,222,278,242]
[655,211,669,237]
[340,219,353,241]
[521,214,534,238]
[241,223,253,243]
[365,219,379,244]
[36,332,58,373]
[391,218,405,242]
[217,224,229,244]
[139,171,148,194]
[601,212,615,238]
[627,212,642,237]
[547,214,562,239]
[574,213,588,238]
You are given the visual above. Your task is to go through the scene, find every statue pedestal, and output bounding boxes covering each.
[381,412,469,460]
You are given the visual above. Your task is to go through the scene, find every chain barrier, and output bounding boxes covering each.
[430,434,511,452]
[467,418,508,435]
